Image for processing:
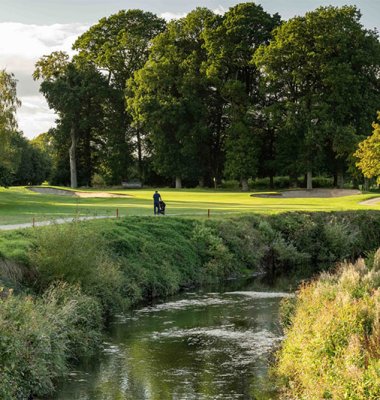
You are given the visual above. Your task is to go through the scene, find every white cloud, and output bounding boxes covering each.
[160,6,226,21]
[213,5,227,15]
[0,22,88,58]
[0,22,89,138]
[1,12,233,139]
[17,96,57,138]
[160,12,187,21]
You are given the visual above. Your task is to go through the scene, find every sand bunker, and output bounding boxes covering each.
[28,187,131,198]
[252,189,362,198]
[359,197,380,205]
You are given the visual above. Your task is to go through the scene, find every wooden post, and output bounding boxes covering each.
[208,209,210,218]
[116,208,119,218]
[32,217,35,228]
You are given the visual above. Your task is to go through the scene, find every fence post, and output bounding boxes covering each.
[32,217,35,228]
[208,209,210,218]
[116,208,119,218]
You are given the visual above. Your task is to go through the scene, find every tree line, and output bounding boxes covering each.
[1,3,380,189]
[0,70,51,187]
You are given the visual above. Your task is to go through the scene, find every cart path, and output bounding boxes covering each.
[0,215,114,231]
[0,211,246,231]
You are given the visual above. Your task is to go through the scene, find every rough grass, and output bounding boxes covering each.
[0,186,379,225]
[277,251,380,399]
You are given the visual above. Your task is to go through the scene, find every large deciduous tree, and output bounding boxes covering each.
[254,6,380,189]
[203,3,281,190]
[34,52,109,188]
[73,10,166,183]
[128,8,216,188]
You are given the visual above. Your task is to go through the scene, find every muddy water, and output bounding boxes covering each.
[55,281,290,399]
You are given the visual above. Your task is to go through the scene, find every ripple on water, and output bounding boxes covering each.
[137,296,233,313]
[136,291,292,314]
[152,325,282,360]
[225,291,294,298]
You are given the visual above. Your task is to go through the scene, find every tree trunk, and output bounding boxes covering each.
[337,171,344,189]
[306,170,312,190]
[175,176,182,189]
[364,178,369,191]
[136,127,143,182]
[198,177,205,188]
[69,124,78,189]
[290,173,298,188]
[269,175,274,189]
[241,178,249,192]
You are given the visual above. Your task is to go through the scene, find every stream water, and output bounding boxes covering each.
[54,279,290,400]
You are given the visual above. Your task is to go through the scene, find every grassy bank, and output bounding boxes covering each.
[0,186,379,225]
[1,211,380,398]
[277,250,380,399]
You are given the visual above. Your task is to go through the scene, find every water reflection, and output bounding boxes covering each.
[55,285,289,399]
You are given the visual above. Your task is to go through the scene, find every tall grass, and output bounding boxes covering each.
[277,252,380,399]
[0,283,102,400]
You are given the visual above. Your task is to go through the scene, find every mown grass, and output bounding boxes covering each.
[277,250,380,399]
[0,186,379,225]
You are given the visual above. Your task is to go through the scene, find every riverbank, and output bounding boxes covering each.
[277,250,380,399]
[1,211,380,398]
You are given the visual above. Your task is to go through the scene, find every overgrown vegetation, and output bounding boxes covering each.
[0,211,380,398]
[277,249,380,399]
[0,284,101,400]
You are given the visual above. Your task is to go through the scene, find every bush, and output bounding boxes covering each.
[221,179,240,189]
[312,176,334,188]
[249,176,291,190]
[191,222,235,280]
[92,173,107,187]
[30,221,127,315]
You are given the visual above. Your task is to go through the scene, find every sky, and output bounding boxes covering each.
[1,0,379,139]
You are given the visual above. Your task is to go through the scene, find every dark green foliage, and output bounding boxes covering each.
[12,134,52,185]
[0,164,13,187]
[254,5,380,187]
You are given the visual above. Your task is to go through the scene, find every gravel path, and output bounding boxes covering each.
[0,216,114,231]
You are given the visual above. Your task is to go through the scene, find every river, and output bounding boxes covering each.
[54,279,290,399]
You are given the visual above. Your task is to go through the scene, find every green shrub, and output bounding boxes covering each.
[312,176,334,188]
[249,176,291,189]
[30,221,127,314]
[92,173,107,187]
[221,179,240,189]
[191,222,235,280]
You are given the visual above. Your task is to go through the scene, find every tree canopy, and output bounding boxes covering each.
[5,2,377,190]
[354,113,380,184]
[254,5,380,188]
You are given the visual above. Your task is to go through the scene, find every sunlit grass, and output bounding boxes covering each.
[0,186,379,225]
